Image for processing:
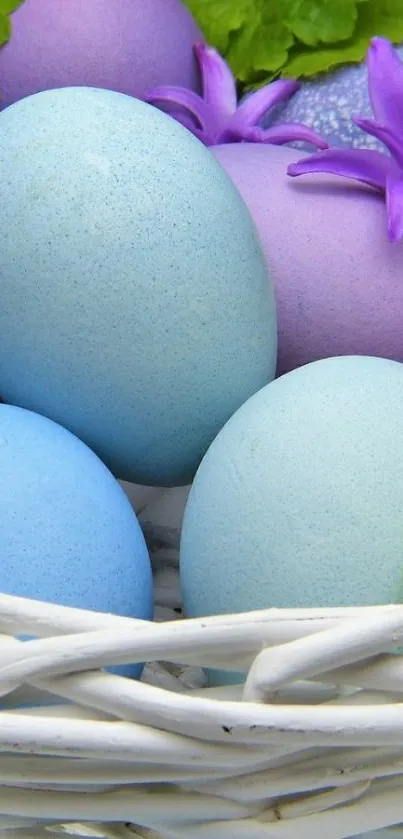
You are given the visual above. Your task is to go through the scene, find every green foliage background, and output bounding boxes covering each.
[0,0,23,44]
[183,0,403,87]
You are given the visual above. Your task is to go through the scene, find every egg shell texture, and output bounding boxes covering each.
[181,355,403,622]
[0,87,276,486]
[212,143,403,376]
[0,404,153,674]
[0,0,201,108]
[268,46,403,151]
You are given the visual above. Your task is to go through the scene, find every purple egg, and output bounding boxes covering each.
[0,0,201,108]
[212,143,403,376]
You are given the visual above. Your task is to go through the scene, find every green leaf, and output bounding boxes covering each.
[0,13,10,47]
[183,0,252,53]
[184,0,295,83]
[281,0,403,78]
[226,5,294,82]
[282,0,359,47]
[184,0,403,87]
[0,0,23,14]
[0,0,23,50]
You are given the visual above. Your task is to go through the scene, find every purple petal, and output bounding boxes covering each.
[244,122,328,149]
[353,116,403,169]
[193,41,237,116]
[166,110,206,143]
[287,148,394,191]
[386,171,403,242]
[366,37,403,138]
[145,86,210,131]
[226,78,300,134]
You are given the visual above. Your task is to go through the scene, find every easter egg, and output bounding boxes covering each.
[0,0,201,109]
[0,404,153,676]
[0,87,276,487]
[268,48,403,151]
[212,143,403,376]
[181,355,403,630]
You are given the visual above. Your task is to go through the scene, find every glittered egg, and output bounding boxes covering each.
[0,404,153,676]
[269,47,403,151]
[212,143,403,376]
[0,0,201,109]
[181,355,403,629]
[0,87,276,486]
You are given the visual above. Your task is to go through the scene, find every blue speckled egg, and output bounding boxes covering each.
[181,355,403,636]
[269,47,403,151]
[0,404,153,676]
[0,86,276,487]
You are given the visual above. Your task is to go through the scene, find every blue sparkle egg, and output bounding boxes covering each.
[269,47,403,151]
[0,404,153,677]
[0,86,276,487]
[181,356,403,681]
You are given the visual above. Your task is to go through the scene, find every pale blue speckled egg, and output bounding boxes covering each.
[0,404,153,677]
[269,46,403,151]
[181,356,403,676]
[0,87,276,487]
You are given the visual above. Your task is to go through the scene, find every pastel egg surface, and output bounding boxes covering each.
[0,404,153,675]
[0,0,201,109]
[212,143,403,376]
[0,87,276,486]
[268,46,403,151]
[181,355,403,628]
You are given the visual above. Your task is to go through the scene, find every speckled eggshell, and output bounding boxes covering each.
[0,404,153,678]
[0,0,201,109]
[357,832,403,839]
[212,143,403,376]
[0,87,276,486]
[181,354,403,630]
[268,46,403,151]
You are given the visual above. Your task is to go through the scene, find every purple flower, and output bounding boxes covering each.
[145,42,328,150]
[287,37,403,243]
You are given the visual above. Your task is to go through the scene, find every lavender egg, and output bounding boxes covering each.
[212,143,403,376]
[268,47,403,151]
[0,0,201,109]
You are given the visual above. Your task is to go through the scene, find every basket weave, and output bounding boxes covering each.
[1,492,403,839]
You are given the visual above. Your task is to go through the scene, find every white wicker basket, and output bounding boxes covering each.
[1,488,403,839]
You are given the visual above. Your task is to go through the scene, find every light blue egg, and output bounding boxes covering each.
[181,356,403,682]
[0,404,153,678]
[356,832,403,838]
[268,46,403,151]
[0,86,276,487]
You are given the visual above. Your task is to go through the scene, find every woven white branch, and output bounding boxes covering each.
[0,590,401,839]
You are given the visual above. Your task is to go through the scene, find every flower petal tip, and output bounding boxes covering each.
[386,172,403,242]
[310,136,329,150]
[386,218,403,243]
[192,39,237,124]
[282,77,301,94]
[287,162,303,177]
[257,123,328,149]
[367,35,396,68]
[193,40,211,60]
[369,35,392,51]
[387,228,401,243]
